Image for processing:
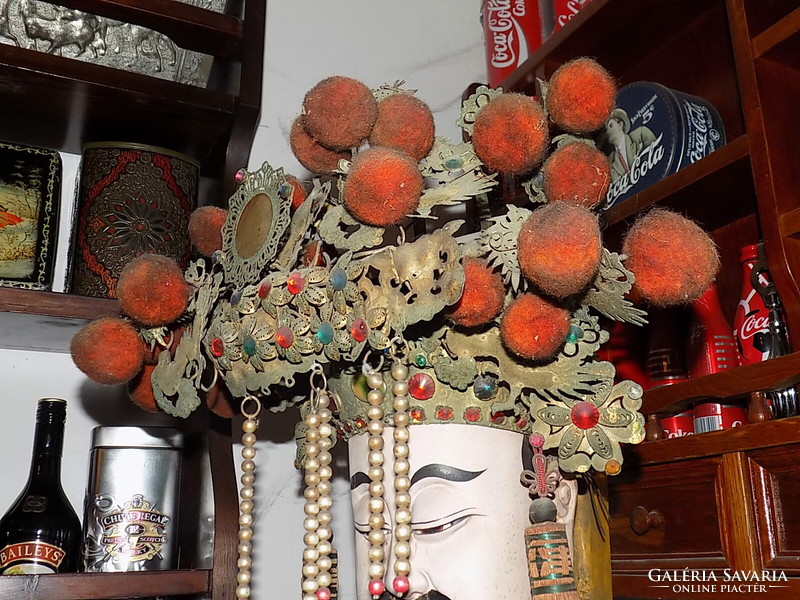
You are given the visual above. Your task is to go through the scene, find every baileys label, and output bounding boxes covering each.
[0,541,66,574]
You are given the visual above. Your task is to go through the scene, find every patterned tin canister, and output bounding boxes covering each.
[69,142,199,298]
[600,82,726,210]
[82,427,182,572]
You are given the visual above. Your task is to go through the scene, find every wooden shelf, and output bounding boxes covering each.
[752,6,800,62]
[0,569,210,599]
[0,288,118,321]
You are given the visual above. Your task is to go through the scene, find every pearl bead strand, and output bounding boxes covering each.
[363,356,387,598]
[236,396,262,599]
[390,354,411,597]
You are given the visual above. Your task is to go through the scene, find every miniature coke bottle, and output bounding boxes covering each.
[733,244,771,364]
[686,283,739,378]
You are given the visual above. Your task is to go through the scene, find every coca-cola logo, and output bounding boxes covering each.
[556,0,590,27]
[737,313,769,340]
[485,0,528,69]
[605,132,666,205]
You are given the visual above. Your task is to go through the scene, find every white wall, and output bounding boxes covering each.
[0,2,485,597]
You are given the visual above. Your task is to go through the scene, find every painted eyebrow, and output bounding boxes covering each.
[350,464,485,490]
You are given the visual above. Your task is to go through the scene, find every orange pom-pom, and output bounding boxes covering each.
[447,258,505,327]
[343,147,423,226]
[283,175,307,212]
[543,142,611,208]
[188,206,227,257]
[128,364,161,412]
[546,58,616,134]
[500,293,570,361]
[518,202,602,298]
[302,76,378,150]
[472,93,548,174]
[71,316,145,385]
[290,118,352,175]
[117,254,190,327]
[369,94,435,161]
[622,208,719,306]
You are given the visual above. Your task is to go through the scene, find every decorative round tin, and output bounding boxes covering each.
[660,410,694,439]
[692,402,747,434]
[82,427,183,572]
[600,82,726,209]
[69,142,199,298]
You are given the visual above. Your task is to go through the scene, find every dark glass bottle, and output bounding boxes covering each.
[0,398,81,574]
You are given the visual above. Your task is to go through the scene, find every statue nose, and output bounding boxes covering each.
[382,535,432,598]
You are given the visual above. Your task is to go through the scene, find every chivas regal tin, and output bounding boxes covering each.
[82,427,182,572]
[599,82,726,209]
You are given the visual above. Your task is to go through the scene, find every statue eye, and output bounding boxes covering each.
[412,511,479,537]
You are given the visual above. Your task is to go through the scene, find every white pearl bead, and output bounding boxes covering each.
[319,408,332,421]
[241,432,257,446]
[319,438,332,451]
[318,451,332,466]
[236,584,250,598]
[305,472,320,487]
[368,562,385,579]
[238,527,253,542]
[239,513,253,527]
[368,529,385,545]
[368,435,384,451]
[367,421,384,436]
[394,540,410,559]
[305,413,321,428]
[317,526,331,541]
[318,495,333,510]
[368,466,384,481]
[393,381,408,395]
[369,482,385,497]
[304,487,319,501]
[305,502,320,516]
[367,373,384,389]
[368,497,384,513]
[395,475,410,491]
[394,459,410,475]
[394,559,411,576]
[237,571,252,584]
[367,406,383,420]
[393,412,409,427]
[318,510,332,526]
[241,447,256,460]
[241,460,255,472]
[241,474,255,487]
[318,466,332,480]
[369,513,385,529]
[394,492,411,507]
[317,556,332,571]
[304,458,320,472]
[238,556,252,569]
[304,532,320,547]
[392,363,409,380]
[317,541,332,555]
[396,508,411,524]
[303,548,319,563]
[368,545,385,562]
[240,487,254,501]
[302,563,319,578]
[367,389,384,405]
[303,595,316,600]
[394,428,409,443]
[306,429,320,443]
[395,524,412,540]
[242,419,257,433]
[394,397,409,411]
[301,578,319,593]
[240,500,254,514]
[393,443,409,459]
[317,481,332,495]
[305,443,320,457]
[238,542,252,555]
[304,517,319,531]
[319,423,333,438]
[317,572,332,587]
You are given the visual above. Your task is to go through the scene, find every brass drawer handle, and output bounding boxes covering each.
[630,505,664,535]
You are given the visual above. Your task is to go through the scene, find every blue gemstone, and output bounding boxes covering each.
[317,322,334,345]
[330,267,347,291]
[231,289,243,306]
[566,325,584,344]
[278,183,291,199]
[473,376,498,400]
[242,336,257,357]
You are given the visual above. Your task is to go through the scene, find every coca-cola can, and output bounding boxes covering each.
[551,0,594,34]
[661,410,694,439]
[482,0,545,87]
[693,403,747,434]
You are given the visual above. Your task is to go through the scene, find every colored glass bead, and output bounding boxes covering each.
[410,408,425,423]
[355,417,367,429]
[571,402,600,429]
[210,337,225,357]
[257,280,271,299]
[211,250,223,264]
[316,322,334,345]
[473,376,498,400]
[278,182,291,199]
[414,354,427,367]
[350,318,368,342]
[329,267,347,291]
[235,168,247,184]
[566,324,584,344]
[491,412,506,425]
[393,576,410,596]
[465,407,481,422]
[408,373,435,400]
[287,272,306,294]
[368,580,385,597]
[443,155,463,171]
[605,459,622,476]
[231,289,243,306]
[516,417,528,430]
[316,588,331,600]
[242,336,256,357]
[275,326,294,349]
[435,406,453,421]
[529,432,545,448]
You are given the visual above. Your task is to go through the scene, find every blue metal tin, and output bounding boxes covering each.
[600,82,726,209]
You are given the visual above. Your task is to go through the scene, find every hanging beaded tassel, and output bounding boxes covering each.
[236,395,262,599]
[302,364,336,600]
[389,339,411,597]
[362,354,388,598]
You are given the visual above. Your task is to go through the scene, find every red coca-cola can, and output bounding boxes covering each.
[482,0,545,87]
[661,410,694,439]
[693,402,747,434]
[551,0,594,34]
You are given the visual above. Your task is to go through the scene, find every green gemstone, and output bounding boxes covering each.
[317,322,334,345]
[566,325,584,344]
[414,354,427,367]
[242,336,257,357]
[444,156,463,171]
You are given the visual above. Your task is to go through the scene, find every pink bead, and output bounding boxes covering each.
[316,588,331,600]
[368,579,385,597]
[393,576,410,595]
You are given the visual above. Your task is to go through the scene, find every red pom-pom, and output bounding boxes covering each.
[343,147,423,226]
[71,316,145,385]
[543,142,611,208]
[500,293,570,361]
[284,175,307,212]
[518,202,602,298]
[369,93,435,161]
[546,58,616,134]
[301,76,378,150]
[290,118,352,175]
[117,254,191,327]
[128,364,161,412]
[622,208,719,306]
[472,93,548,174]
[188,206,227,257]
[447,258,504,327]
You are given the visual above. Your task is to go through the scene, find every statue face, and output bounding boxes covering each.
[348,424,530,600]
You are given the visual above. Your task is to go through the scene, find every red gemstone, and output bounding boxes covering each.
[350,318,368,342]
[529,432,545,448]
[368,579,385,596]
[571,402,600,429]
[465,407,481,422]
[258,280,271,299]
[355,417,367,429]
[410,408,425,423]
[287,272,306,294]
[408,373,435,400]
[210,337,225,357]
[393,576,410,596]
[275,326,294,349]
[435,406,453,421]
[491,412,506,425]
[316,588,331,600]
[516,417,528,430]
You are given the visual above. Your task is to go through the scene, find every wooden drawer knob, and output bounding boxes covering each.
[630,505,664,535]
